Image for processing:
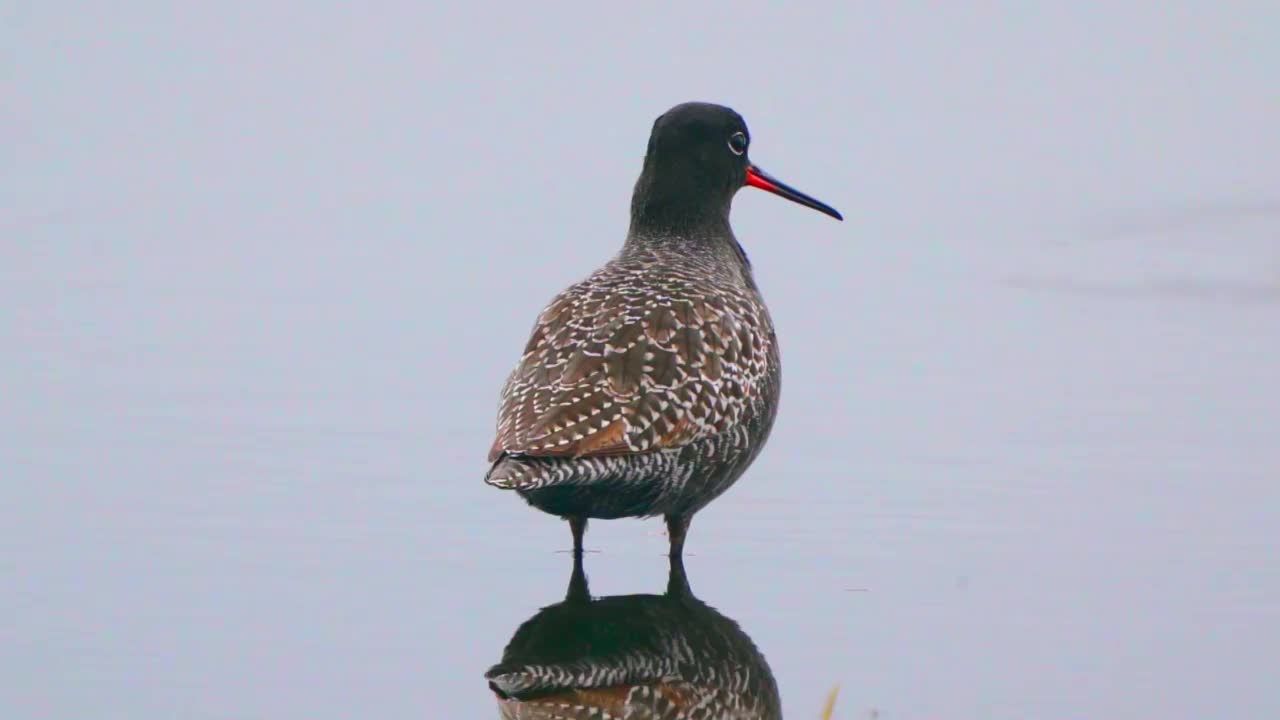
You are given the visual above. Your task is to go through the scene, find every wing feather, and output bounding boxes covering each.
[489,263,774,461]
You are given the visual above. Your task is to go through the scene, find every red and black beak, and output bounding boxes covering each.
[746,165,843,221]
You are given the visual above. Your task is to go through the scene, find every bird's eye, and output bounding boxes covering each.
[727,132,748,155]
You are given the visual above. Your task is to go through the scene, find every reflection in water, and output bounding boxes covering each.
[486,557,782,719]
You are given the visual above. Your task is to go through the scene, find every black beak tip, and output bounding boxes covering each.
[746,165,843,223]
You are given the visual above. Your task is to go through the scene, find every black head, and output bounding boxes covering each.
[630,102,842,230]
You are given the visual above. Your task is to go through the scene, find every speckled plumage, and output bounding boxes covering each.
[486,557,781,720]
[486,231,780,521]
[484,102,840,554]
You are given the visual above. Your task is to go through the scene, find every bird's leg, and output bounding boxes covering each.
[569,516,588,557]
[565,548,590,603]
[666,552,692,598]
[665,514,690,558]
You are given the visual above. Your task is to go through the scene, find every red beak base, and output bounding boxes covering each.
[745,165,842,221]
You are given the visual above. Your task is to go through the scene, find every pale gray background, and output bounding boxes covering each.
[3,2,1279,718]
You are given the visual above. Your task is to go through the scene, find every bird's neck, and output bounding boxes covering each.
[621,216,754,284]
[623,167,752,281]
[628,193,730,231]
[627,160,736,236]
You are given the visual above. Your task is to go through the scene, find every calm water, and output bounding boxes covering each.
[4,4,1279,719]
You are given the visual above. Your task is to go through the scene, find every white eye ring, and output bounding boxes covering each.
[727,132,748,155]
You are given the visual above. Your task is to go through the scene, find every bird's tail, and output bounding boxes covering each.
[485,451,640,491]
[484,453,568,490]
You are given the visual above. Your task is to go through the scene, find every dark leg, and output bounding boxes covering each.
[569,516,588,557]
[565,549,590,603]
[665,552,692,598]
[664,514,690,558]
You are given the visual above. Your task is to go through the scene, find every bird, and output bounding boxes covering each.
[485,554,782,720]
[485,101,841,556]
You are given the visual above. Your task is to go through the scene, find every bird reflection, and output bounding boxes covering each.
[486,556,781,719]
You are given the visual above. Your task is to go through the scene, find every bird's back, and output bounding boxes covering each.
[488,244,780,485]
